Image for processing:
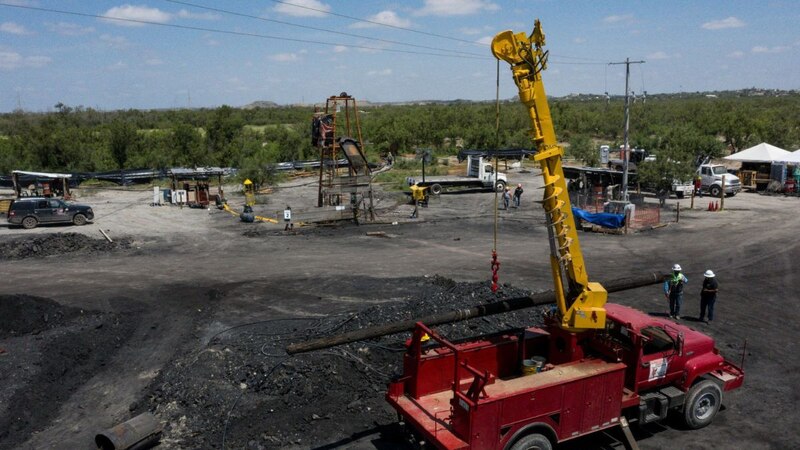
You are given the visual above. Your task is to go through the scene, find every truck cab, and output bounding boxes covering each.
[467,155,508,191]
[698,164,741,197]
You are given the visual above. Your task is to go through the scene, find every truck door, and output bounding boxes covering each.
[700,166,713,188]
[35,199,53,222]
[482,164,494,184]
[635,326,679,391]
[49,199,68,222]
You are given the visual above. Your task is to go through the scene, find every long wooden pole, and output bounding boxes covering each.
[286,272,667,355]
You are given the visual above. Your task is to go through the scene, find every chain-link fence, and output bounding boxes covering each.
[569,190,662,231]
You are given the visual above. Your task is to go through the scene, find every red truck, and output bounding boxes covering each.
[386,20,743,450]
[387,304,744,449]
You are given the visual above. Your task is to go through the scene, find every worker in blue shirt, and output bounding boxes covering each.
[664,264,688,319]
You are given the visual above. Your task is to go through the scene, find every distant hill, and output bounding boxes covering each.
[241,100,280,109]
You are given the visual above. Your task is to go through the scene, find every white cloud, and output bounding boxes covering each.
[0,0,37,5]
[0,51,52,70]
[177,9,220,20]
[206,39,220,46]
[100,34,129,48]
[333,45,347,53]
[647,51,670,60]
[351,11,410,29]
[273,0,330,18]
[1,22,33,35]
[460,27,482,36]
[416,0,498,17]
[752,45,789,54]
[46,22,95,36]
[25,55,51,68]
[0,51,23,70]
[603,14,634,24]
[728,50,745,58]
[367,68,392,76]
[107,61,128,70]
[102,5,171,27]
[145,58,164,66]
[476,36,493,46]
[270,53,299,62]
[573,37,586,44]
[702,17,745,30]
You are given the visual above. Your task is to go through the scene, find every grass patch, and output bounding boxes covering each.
[374,164,448,191]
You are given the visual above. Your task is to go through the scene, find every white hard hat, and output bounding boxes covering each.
[704,270,715,278]
[672,264,682,272]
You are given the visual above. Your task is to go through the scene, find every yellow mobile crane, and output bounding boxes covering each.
[491,20,607,332]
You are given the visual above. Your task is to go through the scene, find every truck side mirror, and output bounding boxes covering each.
[485,165,493,173]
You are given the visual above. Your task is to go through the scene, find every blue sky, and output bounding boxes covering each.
[0,0,798,112]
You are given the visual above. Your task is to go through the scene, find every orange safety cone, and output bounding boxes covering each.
[714,201,720,211]
[708,201,713,211]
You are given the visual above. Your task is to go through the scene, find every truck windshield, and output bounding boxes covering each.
[712,166,728,175]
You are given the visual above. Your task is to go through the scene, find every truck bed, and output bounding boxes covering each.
[389,358,627,450]
[417,177,486,186]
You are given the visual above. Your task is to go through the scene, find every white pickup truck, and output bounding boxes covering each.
[671,180,694,199]
[698,163,741,197]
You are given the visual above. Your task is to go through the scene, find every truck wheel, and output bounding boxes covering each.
[22,216,38,229]
[709,185,722,198]
[72,214,87,226]
[683,380,722,429]
[675,192,684,199]
[510,433,552,450]
[495,181,506,192]
[430,184,442,195]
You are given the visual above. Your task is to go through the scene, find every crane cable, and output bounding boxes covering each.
[491,59,501,293]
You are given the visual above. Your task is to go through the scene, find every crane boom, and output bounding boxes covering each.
[491,20,607,331]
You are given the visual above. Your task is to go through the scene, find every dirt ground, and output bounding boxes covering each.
[1,166,798,450]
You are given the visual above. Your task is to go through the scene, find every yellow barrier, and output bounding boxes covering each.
[221,204,278,224]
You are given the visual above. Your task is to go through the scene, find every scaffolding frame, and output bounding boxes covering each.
[313,94,374,222]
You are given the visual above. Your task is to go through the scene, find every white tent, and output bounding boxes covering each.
[786,150,800,164]
[724,142,792,163]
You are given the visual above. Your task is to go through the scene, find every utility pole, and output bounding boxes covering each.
[609,58,645,202]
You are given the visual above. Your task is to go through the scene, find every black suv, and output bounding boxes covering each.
[7,197,94,229]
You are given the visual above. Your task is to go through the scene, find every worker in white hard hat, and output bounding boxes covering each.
[513,183,524,208]
[699,270,718,323]
[663,264,688,319]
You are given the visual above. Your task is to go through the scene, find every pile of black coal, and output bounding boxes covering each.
[0,294,84,338]
[0,233,132,260]
[141,276,548,449]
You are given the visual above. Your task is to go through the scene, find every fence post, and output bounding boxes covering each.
[624,207,629,234]
[676,202,680,223]
[720,175,726,211]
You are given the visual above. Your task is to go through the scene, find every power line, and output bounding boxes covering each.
[0,2,487,60]
[266,0,480,46]
[164,0,488,58]
[265,0,611,65]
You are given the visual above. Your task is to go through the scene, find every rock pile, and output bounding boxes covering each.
[142,276,547,449]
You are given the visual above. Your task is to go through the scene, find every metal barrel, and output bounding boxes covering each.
[285,272,667,355]
[95,412,162,450]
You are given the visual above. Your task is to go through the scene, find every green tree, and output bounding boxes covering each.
[566,134,598,166]
[238,141,280,188]
[109,120,138,169]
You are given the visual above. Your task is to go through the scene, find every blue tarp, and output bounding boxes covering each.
[572,207,626,229]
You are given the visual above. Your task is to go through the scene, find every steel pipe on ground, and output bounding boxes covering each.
[95,412,162,450]
[286,272,667,355]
